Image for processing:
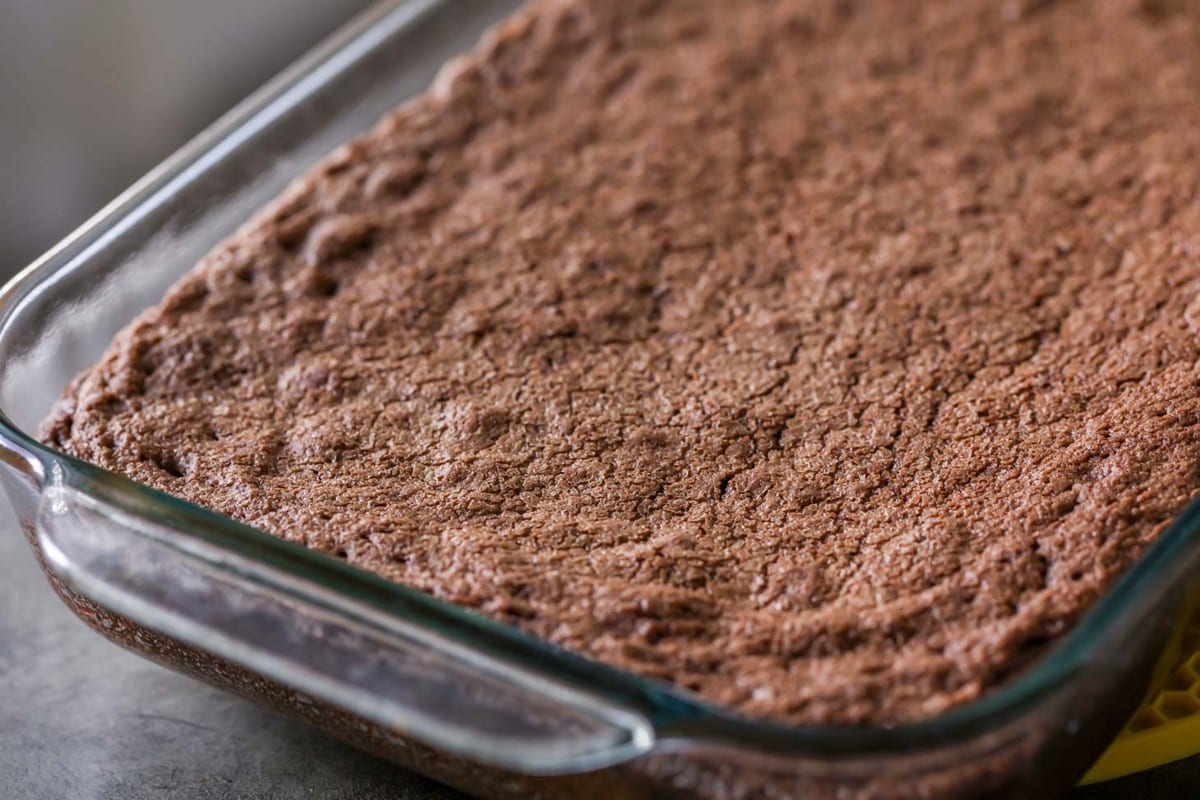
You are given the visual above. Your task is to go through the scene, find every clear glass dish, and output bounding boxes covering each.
[1,2,1197,797]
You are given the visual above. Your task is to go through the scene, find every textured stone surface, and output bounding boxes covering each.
[0,514,459,799]
[42,0,1200,725]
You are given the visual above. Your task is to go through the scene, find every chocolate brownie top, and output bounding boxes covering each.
[41,0,1200,725]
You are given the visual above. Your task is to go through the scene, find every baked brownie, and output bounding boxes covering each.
[40,0,1200,726]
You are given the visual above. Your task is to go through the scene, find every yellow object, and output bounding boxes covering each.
[1083,595,1200,784]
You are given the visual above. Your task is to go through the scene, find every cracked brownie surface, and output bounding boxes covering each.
[41,0,1200,725]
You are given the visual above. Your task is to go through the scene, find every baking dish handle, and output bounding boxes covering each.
[35,482,655,775]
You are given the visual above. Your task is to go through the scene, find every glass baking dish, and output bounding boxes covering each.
[3,1,1199,797]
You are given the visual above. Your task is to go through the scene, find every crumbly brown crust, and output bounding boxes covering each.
[40,0,1200,725]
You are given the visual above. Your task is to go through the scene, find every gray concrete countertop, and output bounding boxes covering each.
[0,517,461,800]
[1,513,1193,799]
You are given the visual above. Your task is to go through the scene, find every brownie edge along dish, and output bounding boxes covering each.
[38,0,1200,727]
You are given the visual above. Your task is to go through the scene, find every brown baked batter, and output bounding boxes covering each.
[40,0,1200,725]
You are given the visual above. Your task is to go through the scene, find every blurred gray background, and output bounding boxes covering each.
[0,0,372,278]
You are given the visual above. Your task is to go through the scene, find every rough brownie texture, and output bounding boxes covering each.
[40,0,1200,725]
